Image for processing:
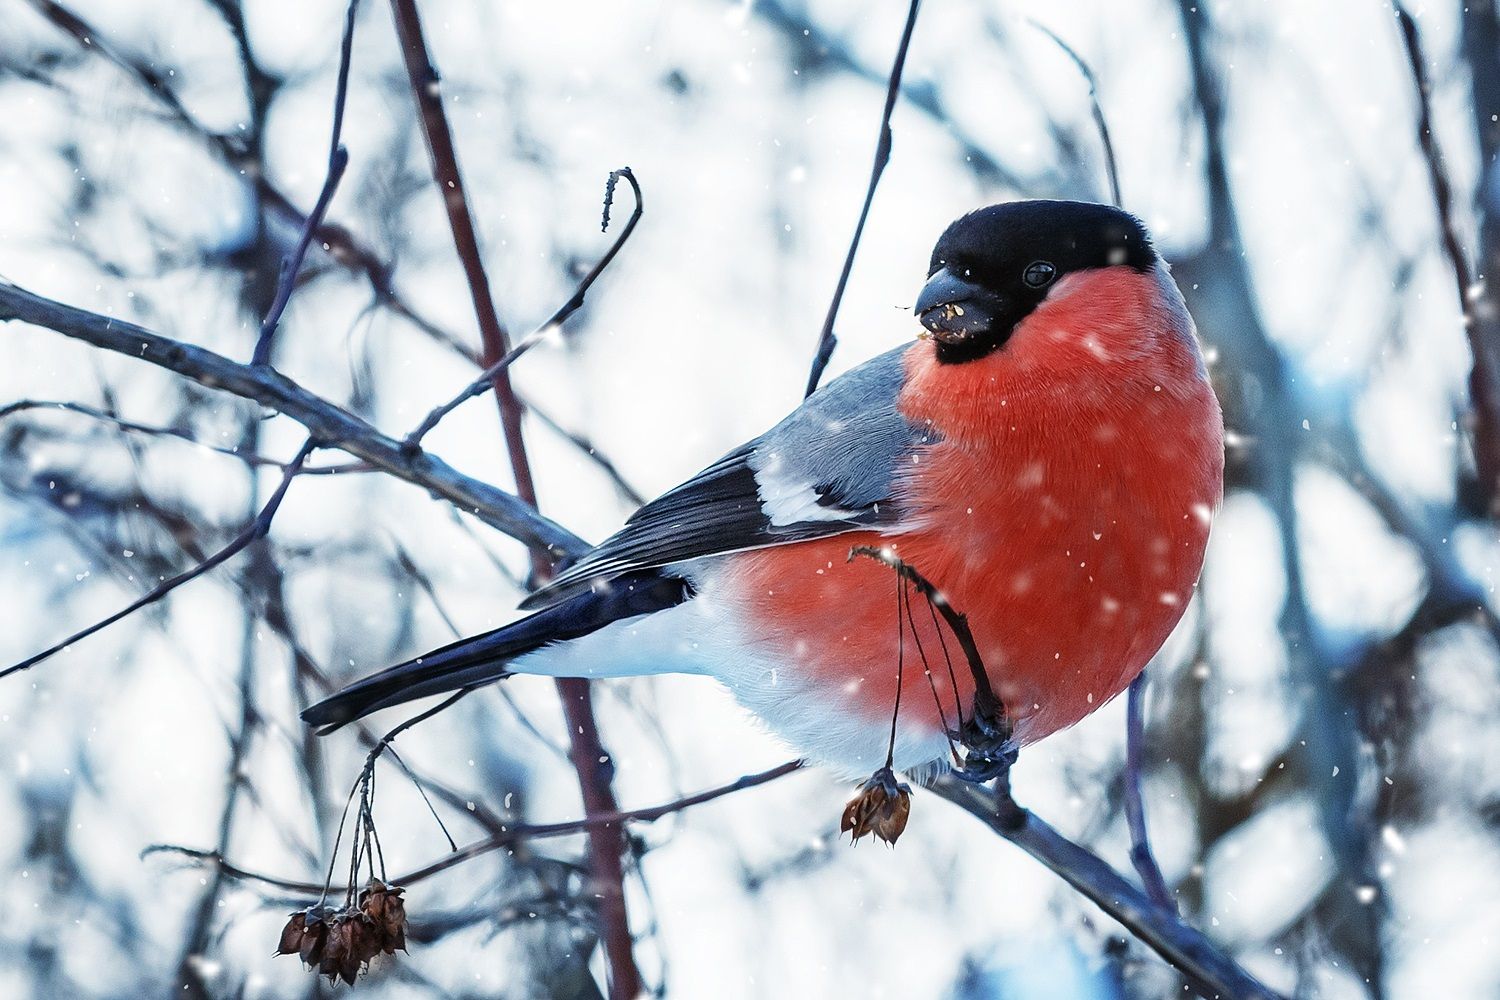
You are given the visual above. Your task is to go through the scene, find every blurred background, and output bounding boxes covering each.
[1,0,1497,997]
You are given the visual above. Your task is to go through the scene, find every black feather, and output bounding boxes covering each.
[303,572,690,732]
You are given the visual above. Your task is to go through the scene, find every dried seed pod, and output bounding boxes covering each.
[345,911,383,967]
[277,887,412,983]
[276,911,308,957]
[360,879,408,954]
[287,908,331,967]
[319,912,370,986]
[840,766,912,846]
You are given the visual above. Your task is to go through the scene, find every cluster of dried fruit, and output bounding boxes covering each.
[840,767,912,846]
[276,880,408,985]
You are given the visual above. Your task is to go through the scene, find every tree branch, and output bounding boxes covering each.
[250,0,359,365]
[1124,672,1175,912]
[2,437,316,679]
[930,777,1282,1000]
[804,0,922,397]
[1393,2,1500,514]
[402,169,644,451]
[143,760,804,897]
[0,280,584,558]
[386,2,639,993]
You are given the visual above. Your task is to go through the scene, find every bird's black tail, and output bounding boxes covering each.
[301,572,689,733]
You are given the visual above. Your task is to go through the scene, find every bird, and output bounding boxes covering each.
[303,200,1224,780]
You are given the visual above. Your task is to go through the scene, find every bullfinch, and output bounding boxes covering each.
[304,200,1225,778]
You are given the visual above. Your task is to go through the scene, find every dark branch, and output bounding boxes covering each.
[0,281,586,558]
[386,2,639,993]
[1393,3,1500,514]
[143,760,805,896]
[251,1,358,365]
[402,168,644,450]
[930,778,1284,1000]
[804,0,922,398]
[387,0,534,507]
[1027,20,1121,207]
[0,399,282,467]
[1124,672,1175,912]
[2,438,316,679]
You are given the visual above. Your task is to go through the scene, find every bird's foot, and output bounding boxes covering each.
[949,700,1016,783]
[950,743,1017,784]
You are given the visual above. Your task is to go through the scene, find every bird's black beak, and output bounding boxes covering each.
[915,268,1001,345]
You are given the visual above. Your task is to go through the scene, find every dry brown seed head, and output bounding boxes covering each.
[840,767,913,846]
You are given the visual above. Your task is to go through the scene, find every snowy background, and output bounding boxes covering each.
[1,0,1498,997]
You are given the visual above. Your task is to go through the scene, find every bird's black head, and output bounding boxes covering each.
[916,200,1157,363]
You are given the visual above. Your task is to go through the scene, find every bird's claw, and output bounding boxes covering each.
[950,744,1017,784]
[948,704,1017,783]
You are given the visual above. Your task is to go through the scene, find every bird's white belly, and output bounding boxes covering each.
[510,586,952,780]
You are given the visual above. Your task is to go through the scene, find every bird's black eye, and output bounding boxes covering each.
[1022,260,1056,288]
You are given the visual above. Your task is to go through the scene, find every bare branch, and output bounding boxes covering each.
[1124,672,1175,912]
[1027,20,1121,207]
[250,0,361,365]
[804,0,922,398]
[386,2,638,992]
[387,0,533,506]
[1393,3,1500,514]
[143,760,804,896]
[0,280,586,558]
[2,438,316,679]
[930,777,1283,1000]
[402,169,644,450]
[0,398,279,467]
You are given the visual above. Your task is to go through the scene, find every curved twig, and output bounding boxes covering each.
[401,164,645,450]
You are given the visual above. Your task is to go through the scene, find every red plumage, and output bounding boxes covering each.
[716,265,1222,748]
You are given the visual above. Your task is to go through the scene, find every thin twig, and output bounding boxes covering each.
[251,0,358,365]
[143,760,804,896]
[1027,20,1121,206]
[1124,673,1175,911]
[0,399,281,467]
[323,691,471,902]
[252,0,359,365]
[403,328,551,450]
[804,0,922,398]
[527,404,647,507]
[386,2,639,992]
[848,546,1001,726]
[402,168,643,450]
[1393,2,1500,513]
[1,438,317,679]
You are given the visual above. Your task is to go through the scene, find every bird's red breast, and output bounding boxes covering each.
[713,265,1223,750]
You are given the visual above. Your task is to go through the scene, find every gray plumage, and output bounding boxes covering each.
[520,345,937,610]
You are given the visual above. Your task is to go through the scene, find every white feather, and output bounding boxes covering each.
[509,579,950,779]
[751,449,858,526]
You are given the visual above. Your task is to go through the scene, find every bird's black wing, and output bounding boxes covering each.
[521,345,936,609]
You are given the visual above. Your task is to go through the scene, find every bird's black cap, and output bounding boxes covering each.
[916,200,1157,363]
